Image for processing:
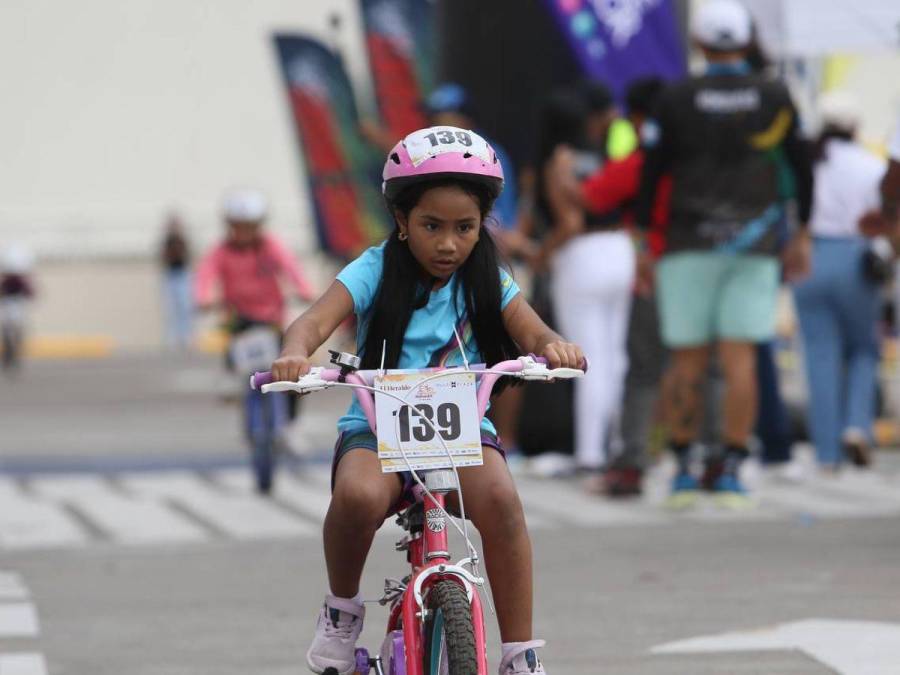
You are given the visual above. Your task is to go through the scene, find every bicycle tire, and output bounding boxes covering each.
[423,580,478,675]
[250,392,275,494]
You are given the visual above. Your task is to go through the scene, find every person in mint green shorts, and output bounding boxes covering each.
[634,0,812,503]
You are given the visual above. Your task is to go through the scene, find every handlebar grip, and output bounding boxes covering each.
[528,355,589,373]
[250,371,273,390]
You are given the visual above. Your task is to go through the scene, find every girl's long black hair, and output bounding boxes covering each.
[359,177,520,378]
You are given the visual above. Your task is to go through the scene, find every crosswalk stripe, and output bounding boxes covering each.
[0,572,29,601]
[29,475,209,545]
[0,479,88,550]
[514,476,666,527]
[806,473,900,509]
[213,468,331,523]
[2,458,899,551]
[760,482,900,518]
[0,603,39,638]
[0,653,48,675]
[120,472,317,539]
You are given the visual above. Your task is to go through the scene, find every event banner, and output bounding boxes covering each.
[360,0,435,140]
[543,0,685,99]
[273,35,389,258]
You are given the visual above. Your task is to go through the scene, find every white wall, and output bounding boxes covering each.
[0,0,374,260]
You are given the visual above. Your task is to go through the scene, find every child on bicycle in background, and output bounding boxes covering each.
[270,127,584,675]
[194,188,316,328]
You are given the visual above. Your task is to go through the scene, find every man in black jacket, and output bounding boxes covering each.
[636,0,812,506]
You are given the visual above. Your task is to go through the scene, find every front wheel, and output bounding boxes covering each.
[423,580,478,675]
[246,389,276,494]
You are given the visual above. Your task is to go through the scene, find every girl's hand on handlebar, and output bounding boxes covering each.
[541,340,584,370]
[270,354,312,383]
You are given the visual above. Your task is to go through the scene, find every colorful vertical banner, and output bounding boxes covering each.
[360,0,435,139]
[544,0,685,99]
[273,35,389,258]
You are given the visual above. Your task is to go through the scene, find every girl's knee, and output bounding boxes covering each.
[331,480,391,525]
[472,480,526,531]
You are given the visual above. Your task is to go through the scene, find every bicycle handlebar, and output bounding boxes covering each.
[250,355,588,392]
[251,356,586,432]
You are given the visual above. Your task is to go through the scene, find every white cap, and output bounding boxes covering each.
[692,0,752,51]
[2,244,35,274]
[818,90,861,132]
[222,188,268,223]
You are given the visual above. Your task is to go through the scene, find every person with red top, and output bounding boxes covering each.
[545,78,669,496]
[194,188,316,327]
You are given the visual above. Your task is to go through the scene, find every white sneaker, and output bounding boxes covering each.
[306,594,365,674]
[499,640,546,674]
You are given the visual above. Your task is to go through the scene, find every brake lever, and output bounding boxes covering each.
[261,380,330,394]
[259,367,331,394]
[518,364,584,380]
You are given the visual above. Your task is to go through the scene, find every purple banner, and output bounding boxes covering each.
[544,0,685,98]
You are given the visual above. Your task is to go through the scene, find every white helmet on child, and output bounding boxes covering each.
[222,188,268,223]
[2,244,35,274]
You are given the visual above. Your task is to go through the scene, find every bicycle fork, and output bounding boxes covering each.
[398,478,489,675]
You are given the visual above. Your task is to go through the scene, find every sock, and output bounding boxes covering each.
[722,445,749,476]
[329,590,364,605]
[670,441,692,474]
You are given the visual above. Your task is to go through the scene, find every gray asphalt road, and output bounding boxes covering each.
[3,355,900,674]
[6,518,900,674]
[0,353,343,465]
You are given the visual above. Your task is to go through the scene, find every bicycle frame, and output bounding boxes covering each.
[252,356,583,675]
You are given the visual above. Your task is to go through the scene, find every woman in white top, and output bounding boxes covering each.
[793,91,887,470]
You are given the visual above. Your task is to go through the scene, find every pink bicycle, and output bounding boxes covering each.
[251,353,583,675]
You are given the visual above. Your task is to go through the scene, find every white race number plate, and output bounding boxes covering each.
[374,370,483,473]
[403,126,492,167]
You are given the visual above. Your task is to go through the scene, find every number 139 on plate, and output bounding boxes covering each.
[374,371,483,473]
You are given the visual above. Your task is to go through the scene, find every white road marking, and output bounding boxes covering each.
[120,472,316,538]
[0,479,87,550]
[0,572,29,601]
[515,475,665,527]
[0,653,49,675]
[29,475,209,544]
[651,619,900,675]
[213,468,331,523]
[760,482,900,519]
[0,603,39,638]
[2,450,899,551]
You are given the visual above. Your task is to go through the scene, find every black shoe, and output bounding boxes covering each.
[700,458,724,492]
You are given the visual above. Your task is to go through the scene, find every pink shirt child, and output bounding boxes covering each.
[194,234,315,325]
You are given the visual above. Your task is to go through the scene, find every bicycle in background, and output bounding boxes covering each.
[230,318,289,494]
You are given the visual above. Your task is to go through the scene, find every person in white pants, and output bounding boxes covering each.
[551,231,635,469]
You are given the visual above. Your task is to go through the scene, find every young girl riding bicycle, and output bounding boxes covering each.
[271,127,584,675]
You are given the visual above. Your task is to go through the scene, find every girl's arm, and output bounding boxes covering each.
[501,294,583,369]
[271,280,355,382]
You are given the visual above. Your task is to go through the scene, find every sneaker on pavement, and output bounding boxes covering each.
[306,594,365,675]
[713,473,753,510]
[700,457,724,491]
[500,640,546,674]
[665,472,699,510]
[601,466,643,497]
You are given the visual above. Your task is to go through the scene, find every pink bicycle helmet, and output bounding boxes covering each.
[382,126,504,201]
